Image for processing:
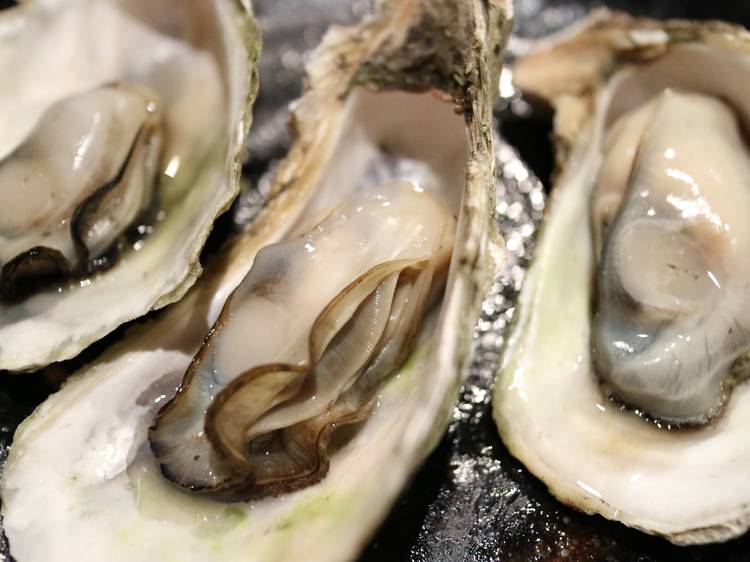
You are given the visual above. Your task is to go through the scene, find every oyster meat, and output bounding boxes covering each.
[151,181,456,498]
[1,0,510,560]
[592,88,750,422]
[0,0,259,371]
[495,11,750,544]
[1,84,163,299]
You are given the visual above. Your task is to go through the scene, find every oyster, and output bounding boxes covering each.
[2,0,510,560]
[0,0,259,371]
[0,84,164,299]
[494,11,750,544]
[150,181,456,498]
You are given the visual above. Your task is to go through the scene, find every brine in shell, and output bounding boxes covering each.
[0,0,259,371]
[494,10,750,545]
[1,0,510,560]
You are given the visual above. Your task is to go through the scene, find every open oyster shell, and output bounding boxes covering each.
[1,0,510,560]
[0,0,260,371]
[494,10,750,544]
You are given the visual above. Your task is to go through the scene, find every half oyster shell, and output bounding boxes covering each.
[1,0,510,560]
[0,0,260,371]
[495,10,750,544]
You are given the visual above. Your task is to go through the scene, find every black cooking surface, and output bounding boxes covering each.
[1,1,750,561]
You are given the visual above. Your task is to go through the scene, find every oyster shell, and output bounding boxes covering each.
[1,0,510,560]
[0,0,260,371]
[494,11,750,544]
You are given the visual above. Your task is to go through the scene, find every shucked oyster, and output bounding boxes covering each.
[495,11,750,544]
[0,84,164,299]
[592,88,750,422]
[151,182,456,498]
[0,0,259,371]
[2,0,510,560]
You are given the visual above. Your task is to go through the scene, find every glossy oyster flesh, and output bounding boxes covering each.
[592,88,750,423]
[2,0,510,560]
[495,11,750,544]
[0,85,163,299]
[151,181,456,498]
[0,0,259,371]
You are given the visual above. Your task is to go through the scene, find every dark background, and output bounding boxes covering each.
[2,1,750,561]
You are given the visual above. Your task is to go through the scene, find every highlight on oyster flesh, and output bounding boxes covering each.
[1,84,163,300]
[151,182,456,498]
[592,88,750,423]
[1,0,510,560]
[0,0,259,371]
[495,10,750,544]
